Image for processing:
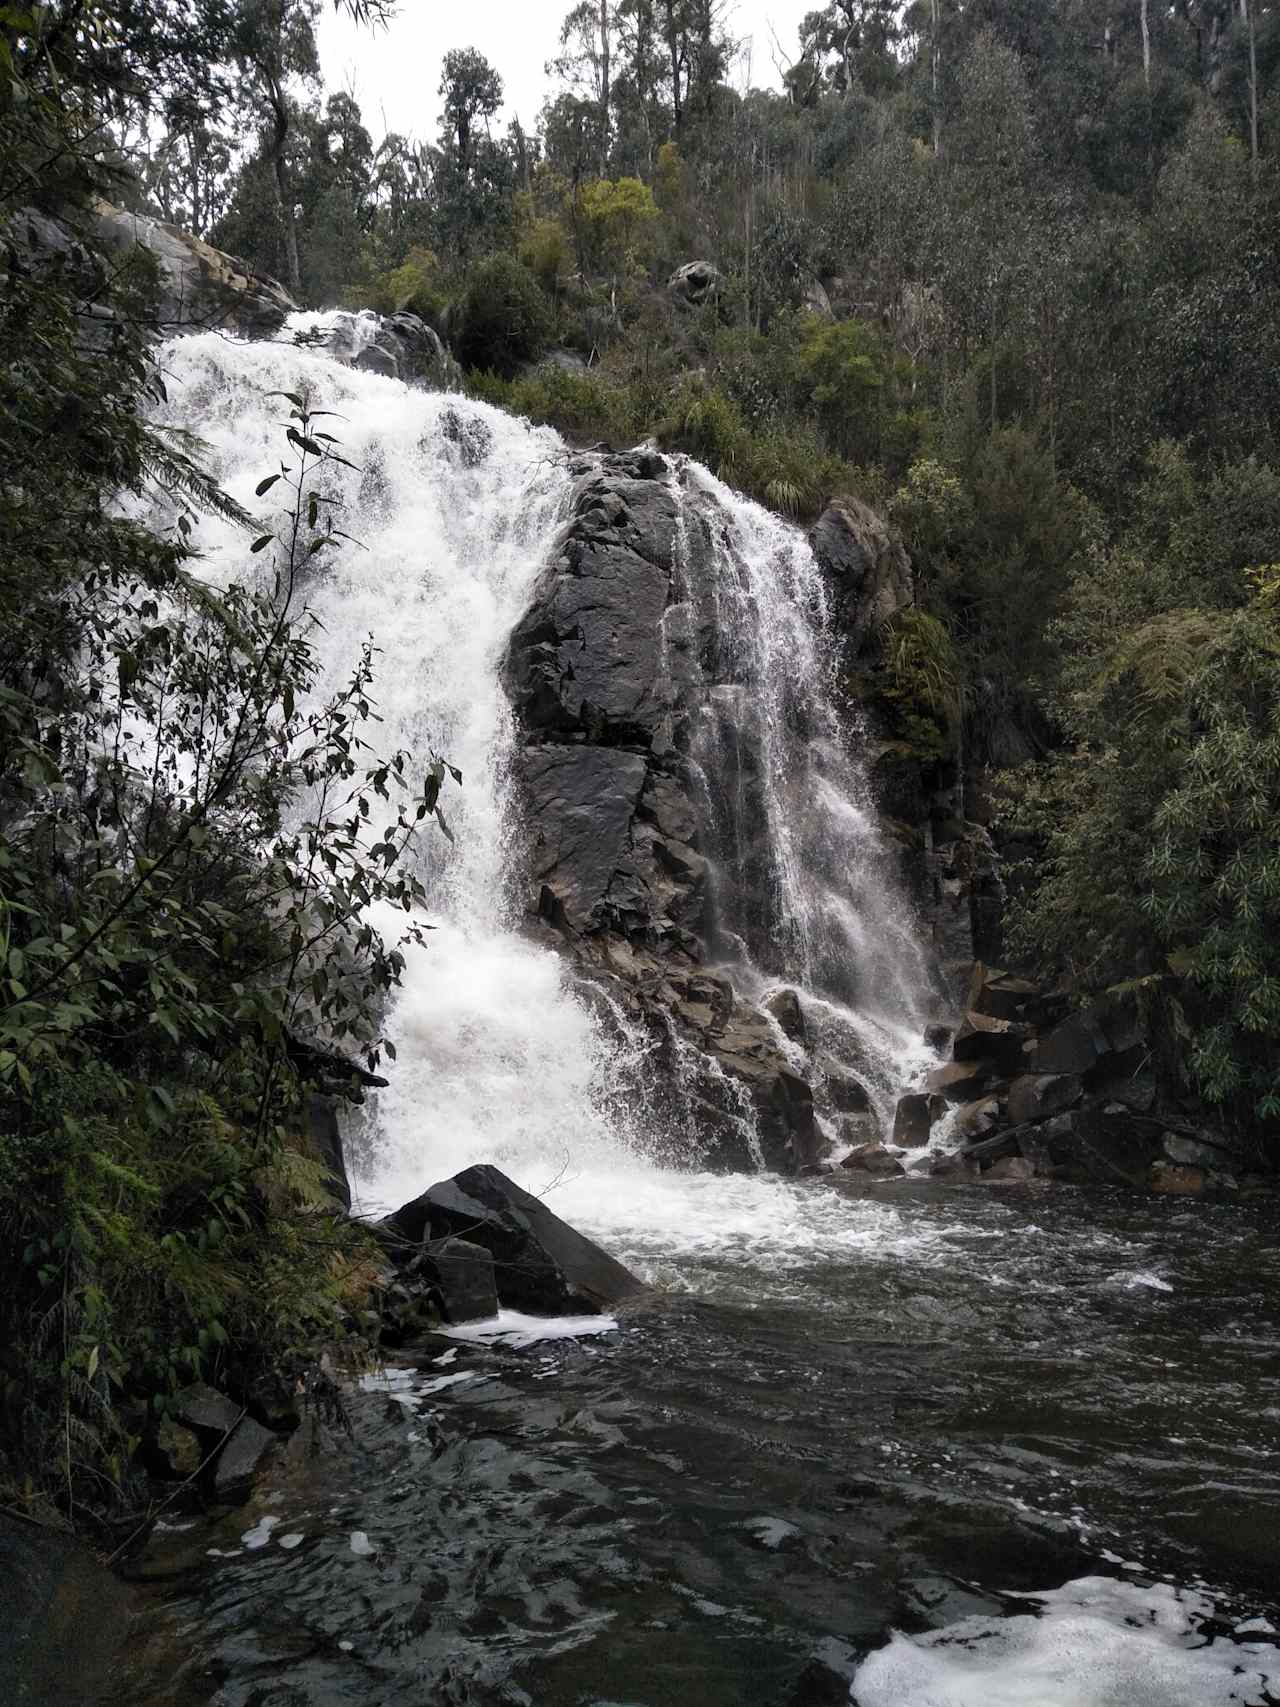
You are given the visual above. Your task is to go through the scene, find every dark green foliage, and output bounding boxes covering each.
[0,3,440,1519]
[457,254,554,377]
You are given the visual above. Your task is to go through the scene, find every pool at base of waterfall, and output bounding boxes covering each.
[112,1180,1279,1707]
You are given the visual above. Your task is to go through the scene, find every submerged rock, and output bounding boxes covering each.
[388,1165,645,1315]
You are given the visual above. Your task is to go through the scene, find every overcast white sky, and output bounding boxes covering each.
[317,0,816,144]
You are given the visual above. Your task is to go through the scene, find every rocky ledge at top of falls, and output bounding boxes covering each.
[8,203,460,390]
[502,449,824,1174]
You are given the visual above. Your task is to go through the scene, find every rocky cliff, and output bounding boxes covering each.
[503,451,823,1173]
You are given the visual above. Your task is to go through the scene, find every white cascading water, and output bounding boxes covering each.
[141,318,948,1292]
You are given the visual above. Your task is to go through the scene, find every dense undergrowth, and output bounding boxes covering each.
[0,4,446,1525]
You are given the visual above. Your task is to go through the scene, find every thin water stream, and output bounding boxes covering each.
[109,328,1280,1706]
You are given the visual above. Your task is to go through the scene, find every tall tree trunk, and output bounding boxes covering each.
[268,88,300,299]
[599,0,611,175]
[1140,0,1151,84]
[930,0,942,156]
[1243,0,1259,175]
[663,0,683,134]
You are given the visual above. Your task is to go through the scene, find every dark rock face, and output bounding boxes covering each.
[893,1092,934,1147]
[430,1237,498,1324]
[502,450,830,1173]
[213,1417,278,1504]
[929,973,1246,1194]
[1028,1009,1117,1076]
[389,1165,644,1315]
[809,496,912,650]
[953,1011,1032,1071]
[0,1514,133,1706]
[305,1092,351,1210]
[1007,1072,1083,1126]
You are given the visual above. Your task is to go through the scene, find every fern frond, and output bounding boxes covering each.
[143,426,255,532]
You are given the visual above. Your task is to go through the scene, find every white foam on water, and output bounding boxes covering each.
[142,322,948,1291]
[241,1516,280,1550]
[850,1576,1276,1707]
[1126,1270,1175,1292]
[416,1370,479,1395]
[442,1309,620,1348]
[348,1531,375,1556]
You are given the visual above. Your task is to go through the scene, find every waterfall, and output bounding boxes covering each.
[140,320,945,1286]
[674,462,938,1136]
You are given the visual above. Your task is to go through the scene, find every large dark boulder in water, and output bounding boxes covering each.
[388,1165,644,1315]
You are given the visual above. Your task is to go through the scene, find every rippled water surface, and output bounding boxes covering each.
[117,1180,1280,1707]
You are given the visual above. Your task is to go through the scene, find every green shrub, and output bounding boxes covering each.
[880,608,962,762]
[456,254,553,377]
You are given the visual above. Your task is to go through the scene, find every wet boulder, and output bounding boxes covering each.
[388,1165,644,1315]
[1150,1161,1206,1195]
[952,1011,1032,1072]
[173,1382,242,1438]
[213,1417,278,1505]
[1161,1131,1241,1173]
[954,1095,1001,1141]
[430,1236,498,1324]
[765,987,807,1045]
[1006,1072,1082,1126]
[930,1150,980,1181]
[840,1144,906,1179]
[967,964,1040,1023]
[0,1513,133,1705]
[820,1065,873,1113]
[892,1093,934,1148]
[1026,1008,1115,1076]
[924,1060,991,1103]
[984,1155,1038,1183]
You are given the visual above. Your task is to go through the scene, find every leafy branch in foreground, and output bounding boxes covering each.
[0,364,452,1523]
